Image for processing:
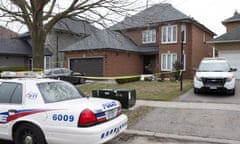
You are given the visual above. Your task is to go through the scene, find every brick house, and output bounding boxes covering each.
[62,3,215,78]
[208,11,240,79]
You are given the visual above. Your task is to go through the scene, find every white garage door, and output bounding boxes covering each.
[219,50,240,79]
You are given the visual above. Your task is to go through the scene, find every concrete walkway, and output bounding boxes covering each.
[134,100,240,111]
[124,100,240,144]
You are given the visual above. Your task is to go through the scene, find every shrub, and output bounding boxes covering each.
[116,75,140,84]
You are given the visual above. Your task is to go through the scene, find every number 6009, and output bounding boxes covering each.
[52,114,74,122]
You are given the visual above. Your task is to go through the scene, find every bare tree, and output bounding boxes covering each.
[0,0,138,70]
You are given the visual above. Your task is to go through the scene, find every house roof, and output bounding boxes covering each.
[110,3,214,35]
[208,28,240,44]
[138,45,159,54]
[61,30,141,52]
[0,38,52,56]
[0,38,31,55]
[110,3,190,30]
[18,17,99,38]
[61,29,159,54]
[53,18,99,35]
[222,11,240,24]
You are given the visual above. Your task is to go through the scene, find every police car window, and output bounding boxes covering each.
[37,81,83,103]
[0,82,22,104]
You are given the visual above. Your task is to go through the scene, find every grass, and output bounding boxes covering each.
[78,80,193,101]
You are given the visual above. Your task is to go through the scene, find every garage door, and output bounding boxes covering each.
[70,58,103,76]
[219,50,240,79]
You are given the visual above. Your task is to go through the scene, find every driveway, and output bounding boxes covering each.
[175,80,240,104]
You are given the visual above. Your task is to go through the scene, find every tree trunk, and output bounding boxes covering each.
[31,28,46,71]
[30,0,47,71]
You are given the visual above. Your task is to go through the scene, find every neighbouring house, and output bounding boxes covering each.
[0,26,17,38]
[9,18,98,70]
[0,27,35,69]
[45,18,99,68]
[0,38,52,69]
[208,11,240,79]
[62,3,215,78]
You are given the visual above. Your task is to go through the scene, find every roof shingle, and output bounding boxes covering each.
[208,28,240,43]
[61,29,159,54]
[61,30,139,52]
[53,18,99,35]
[110,3,190,30]
[222,11,240,24]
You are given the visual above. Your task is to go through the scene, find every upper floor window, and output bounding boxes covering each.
[181,24,186,43]
[142,29,156,44]
[161,25,177,44]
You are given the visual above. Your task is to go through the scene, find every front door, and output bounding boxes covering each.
[143,55,156,74]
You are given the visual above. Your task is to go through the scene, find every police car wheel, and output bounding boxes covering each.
[13,123,46,144]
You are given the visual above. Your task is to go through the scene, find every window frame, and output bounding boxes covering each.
[161,53,177,71]
[161,25,178,44]
[181,24,186,43]
[142,29,156,44]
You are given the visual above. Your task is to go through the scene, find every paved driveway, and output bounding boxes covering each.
[175,80,240,104]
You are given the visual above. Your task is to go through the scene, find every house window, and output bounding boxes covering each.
[180,52,186,71]
[181,24,186,43]
[142,29,156,44]
[161,53,177,71]
[161,25,177,44]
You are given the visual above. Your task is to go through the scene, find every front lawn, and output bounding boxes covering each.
[78,80,192,101]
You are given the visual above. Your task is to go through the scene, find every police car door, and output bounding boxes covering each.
[0,82,23,139]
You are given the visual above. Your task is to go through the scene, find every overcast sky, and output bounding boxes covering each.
[147,0,240,36]
[5,0,240,36]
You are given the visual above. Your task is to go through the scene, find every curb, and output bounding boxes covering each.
[134,100,240,111]
[124,129,240,144]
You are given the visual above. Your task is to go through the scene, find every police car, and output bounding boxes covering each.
[193,57,237,95]
[0,78,127,144]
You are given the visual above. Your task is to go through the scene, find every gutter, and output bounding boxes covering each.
[207,40,240,44]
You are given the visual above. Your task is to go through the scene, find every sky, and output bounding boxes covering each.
[147,0,240,36]
[4,0,240,37]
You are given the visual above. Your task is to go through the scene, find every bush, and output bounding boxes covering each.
[116,76,140,84]
[172,61,182,80]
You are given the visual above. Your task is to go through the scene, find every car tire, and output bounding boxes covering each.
[194,88,200,94]
[228,88,235,96]
[13,123,46,144]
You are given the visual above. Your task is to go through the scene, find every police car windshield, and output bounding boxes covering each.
[198,61,231,72]
[37,81,83,103]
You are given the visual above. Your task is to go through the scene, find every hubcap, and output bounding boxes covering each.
[24,136,33,144]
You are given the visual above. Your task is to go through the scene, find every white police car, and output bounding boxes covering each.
[193,57,237,95]
[0,78,127,144]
